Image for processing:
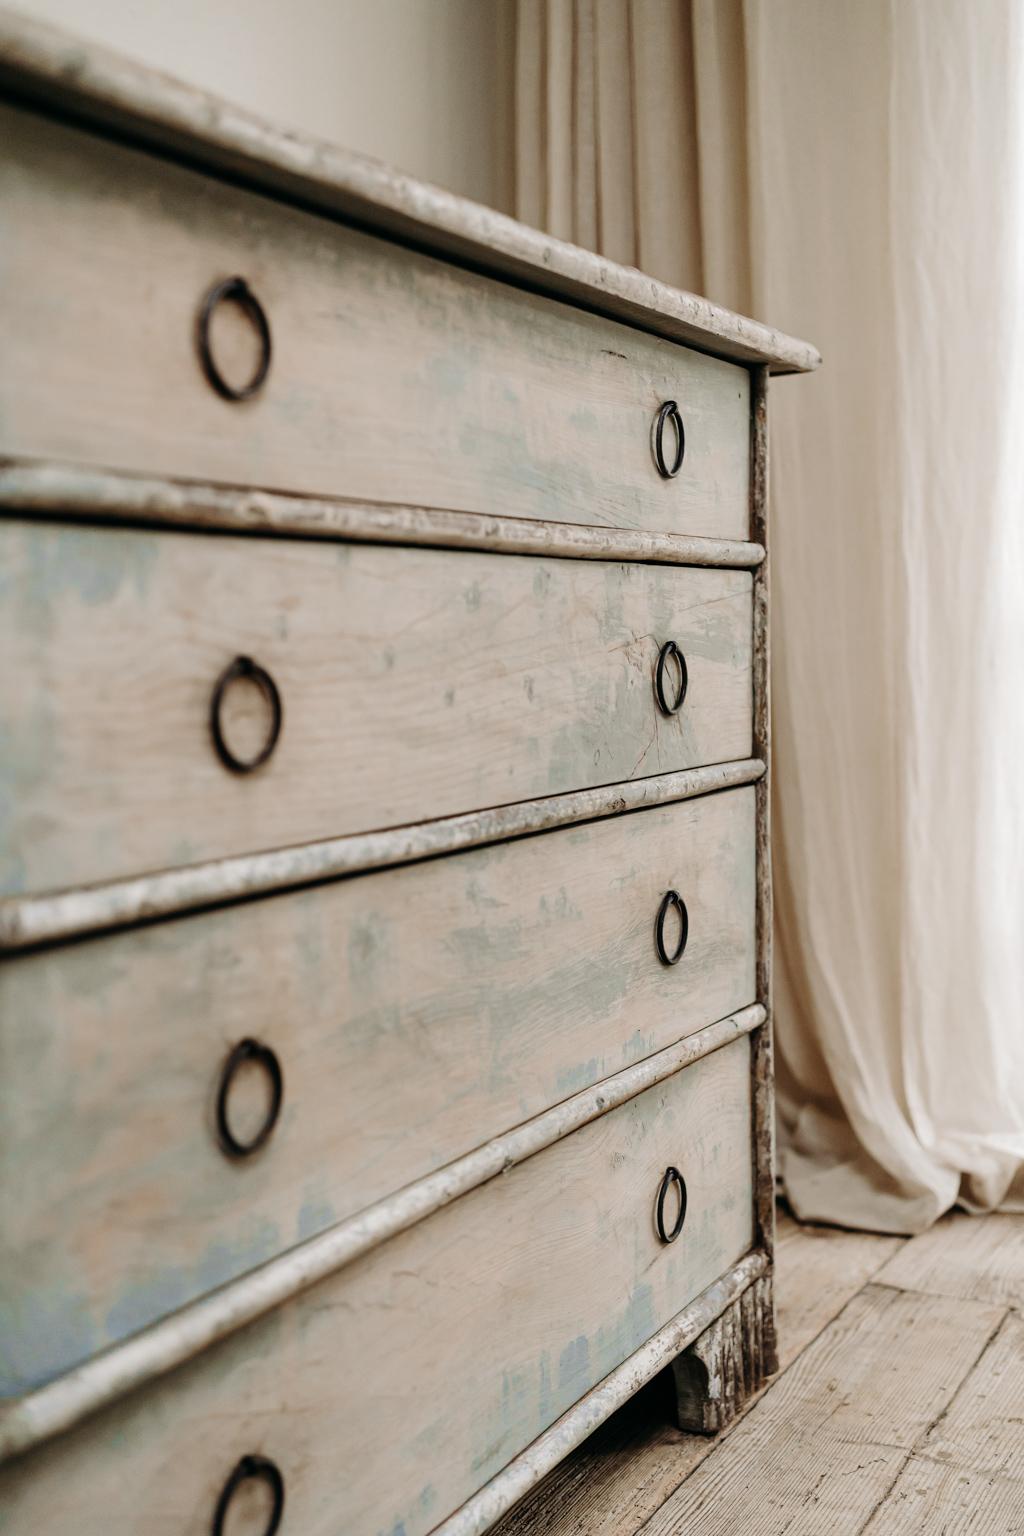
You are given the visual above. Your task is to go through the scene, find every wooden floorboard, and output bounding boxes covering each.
[859,1459,1024,1534]
[640,1285,1004,1536]
[497,1208,1024,1536]
[874,1210,1024,1308]
[864,1312,1024,1532]
[774,1208,905,1369]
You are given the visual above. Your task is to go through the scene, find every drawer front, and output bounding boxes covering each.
[0,789,755,1394]
[0,521,753,896]
[0,1040,754,1536]
[0,104,750,540]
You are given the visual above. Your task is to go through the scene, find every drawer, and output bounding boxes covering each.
[0,1039,755,1536]
[0,103,750,540]
[0,520,753,896]
[0,789,755,1393]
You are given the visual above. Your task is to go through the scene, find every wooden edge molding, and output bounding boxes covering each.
[0,759,766,953]
[435,1251,770,1536]
[0,11,820,375]
[0,459,767,570]
[0,1004,767,1464]
[750,367,775,1258]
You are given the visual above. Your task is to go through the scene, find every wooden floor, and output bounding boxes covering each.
[497,1206,1024,1535]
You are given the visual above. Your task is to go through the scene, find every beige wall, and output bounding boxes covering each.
[22,0,516,213]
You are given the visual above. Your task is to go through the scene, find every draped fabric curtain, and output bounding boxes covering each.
[515,0,1024,1233]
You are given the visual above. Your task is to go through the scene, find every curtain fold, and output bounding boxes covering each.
[515,0,1024,1234]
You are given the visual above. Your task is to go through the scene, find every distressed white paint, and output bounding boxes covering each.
[0,1009,763,1461]
[0,790,756,1391]
[0,1044,755,1534]
[0,519,753,896]
[0,759,764,951]
[0,460,766,569]
[0,102,752,539]
[0,9,819,373]
[0,19,803,1526]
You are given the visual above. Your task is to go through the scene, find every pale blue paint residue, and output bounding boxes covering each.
[568,404,600,433]
[39,525,158,607]
[537,1352,553,1431]
[426,352,470,398]
[622,1029,654,1065]
[297,1196,336,1244]
[104,1268,192,1348]
[0,1284,98,1397]
[557,1334,591,1394]
[555,1056,600,1096]
[195,1219,283,1295]
[102,1217,284,1359]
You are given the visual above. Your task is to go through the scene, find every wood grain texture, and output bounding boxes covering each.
[860,1457,1024,1535]
[435,1258,769,1536]
[671,1273,776,1433]
[0,102,752,540]
[874,1210,1024,1308]
[772,1210,904,1369]
[0,519,753,897]
[0,461,766,570]
[750,367,775,1260]
[0,1044,755,1536]
[0,10,820,374]
[862,1309,1024,1533]
[0,790,756,1394]
[923,1309,1024,1480]
[0,760,764,953]
[0,1008,764,1462]
[641,1285,1004,1536]
[492,1211,905,1536]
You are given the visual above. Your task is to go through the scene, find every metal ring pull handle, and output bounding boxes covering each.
[653,400,685,478]
[197,276,273,401]
[212,1454,285,1536]
[655,890,689,966]
[656,1166,687,1244]
[216,1039,284,1159]
[210,655,283,774]
[655,640,688,716]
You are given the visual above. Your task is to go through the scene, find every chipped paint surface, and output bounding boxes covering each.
[0,1042,755,1534]
[0,517,753,897]
[0,13,818,371]
[0,99,755,542]
[0,790,756,1393]
[0,17,801,1531]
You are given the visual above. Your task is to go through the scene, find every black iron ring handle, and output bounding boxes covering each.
[210,655,283,774]
[653,400,685,478]
[197,276,273,401]
[655,640,688,715]
[216,1039,284,1159]
[656,1166,688,1244]
[212,1453,285,1536]
[655,890,689,966]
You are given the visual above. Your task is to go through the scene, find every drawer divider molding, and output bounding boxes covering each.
[0,11,821,374]
[0,460,767,570]
[0,1003,765,1463]
[434,1250,769,1536]
[0,759,766,952]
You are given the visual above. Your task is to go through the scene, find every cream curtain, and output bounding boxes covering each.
[515,0,1024,1234]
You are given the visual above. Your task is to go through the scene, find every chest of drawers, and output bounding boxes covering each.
[0,11,818,1534]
